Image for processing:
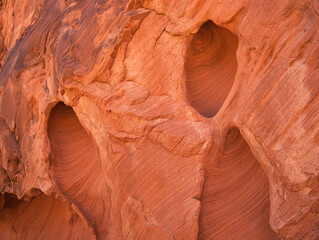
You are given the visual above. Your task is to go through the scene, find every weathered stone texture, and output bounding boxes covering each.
[0,0,318,239]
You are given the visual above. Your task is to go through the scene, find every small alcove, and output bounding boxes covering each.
[185,21,238,118]
[48,102,107,238]
[199,128,279,239]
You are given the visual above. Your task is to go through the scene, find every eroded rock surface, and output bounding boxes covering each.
[0,0,318,239]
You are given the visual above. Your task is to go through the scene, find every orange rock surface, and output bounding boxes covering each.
[0,0,318,239]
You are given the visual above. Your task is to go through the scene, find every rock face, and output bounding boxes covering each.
[0,0,318,239]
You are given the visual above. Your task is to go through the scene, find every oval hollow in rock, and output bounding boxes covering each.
[48,102,108,238]
[185,21,238,118]
[199,128,279,239]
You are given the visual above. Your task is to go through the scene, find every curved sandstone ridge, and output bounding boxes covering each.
[199,128,279,240]
[185,21,238,118]
[48,102,108,238]
[0,193,95,239]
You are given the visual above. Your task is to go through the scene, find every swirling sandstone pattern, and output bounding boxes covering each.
[185,21,238,117]
[0,0,318,239]
[199,128,278,239]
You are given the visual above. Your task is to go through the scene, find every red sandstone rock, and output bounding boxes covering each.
[0,0,318,239]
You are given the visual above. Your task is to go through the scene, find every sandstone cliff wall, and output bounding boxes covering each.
[0,0,318,239]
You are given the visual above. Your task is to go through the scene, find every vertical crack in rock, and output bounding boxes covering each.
[48,102,108,239]
[185,21,238,118]
[0,193,95,239]
[199,128,279,239]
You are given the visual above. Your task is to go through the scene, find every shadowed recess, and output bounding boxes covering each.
[185,21,238,118]
[48,102,108,239]
[0,193,95,239]
[199,128,279,239]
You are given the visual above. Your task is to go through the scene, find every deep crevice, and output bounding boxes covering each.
[185,21,238,118]
[199,128,279,239]
[48,102,108,239]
